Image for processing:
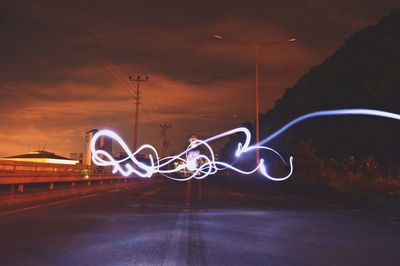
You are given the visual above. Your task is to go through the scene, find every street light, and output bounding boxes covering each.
[213,34,296,165]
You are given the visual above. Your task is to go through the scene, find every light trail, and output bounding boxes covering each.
[91,109,400,181]
[257,109,400,146]
[91,127,291,181]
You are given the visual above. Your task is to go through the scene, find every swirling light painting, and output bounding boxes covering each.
[91,109,400,181]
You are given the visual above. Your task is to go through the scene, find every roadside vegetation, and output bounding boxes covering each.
[293,139,400,196]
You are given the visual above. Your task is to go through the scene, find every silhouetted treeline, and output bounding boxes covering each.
[222,9,400,182]
[291,139,400,195]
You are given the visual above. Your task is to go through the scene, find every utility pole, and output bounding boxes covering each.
[160,123,172,157]
[129,76,149,151]
[255,46,260,165]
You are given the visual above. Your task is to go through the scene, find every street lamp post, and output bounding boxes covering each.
[213,34,296,165]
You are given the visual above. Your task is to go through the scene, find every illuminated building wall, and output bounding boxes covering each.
[85,129,98,166]
[85,129,112,168]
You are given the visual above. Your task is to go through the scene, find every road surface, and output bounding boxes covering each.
[0,176,399,265]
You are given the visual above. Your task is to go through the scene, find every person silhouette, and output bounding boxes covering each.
[183,134,203,211]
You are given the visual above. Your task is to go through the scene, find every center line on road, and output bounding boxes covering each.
[163,212,189,266]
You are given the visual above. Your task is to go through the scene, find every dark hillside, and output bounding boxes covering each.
[255,9,400,164]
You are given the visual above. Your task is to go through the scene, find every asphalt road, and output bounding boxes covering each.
[0,176,399,266]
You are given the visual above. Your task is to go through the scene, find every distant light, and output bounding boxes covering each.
[289,38,296,42]
[85,174,89,179]
[213,34,223,40]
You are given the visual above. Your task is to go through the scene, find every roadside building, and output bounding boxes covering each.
[0,150,80,173]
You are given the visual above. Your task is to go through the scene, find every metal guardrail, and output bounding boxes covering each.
[0,160,161,201]
[0,172,132,185]
[0,159,81,173]
[0,159,135,185]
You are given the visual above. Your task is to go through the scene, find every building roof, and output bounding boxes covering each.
[1,150,79,165]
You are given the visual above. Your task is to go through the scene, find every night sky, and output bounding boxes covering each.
[1,0,399,157]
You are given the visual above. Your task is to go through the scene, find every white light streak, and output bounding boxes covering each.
[91,127,292,181]
[91,109,400,182]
